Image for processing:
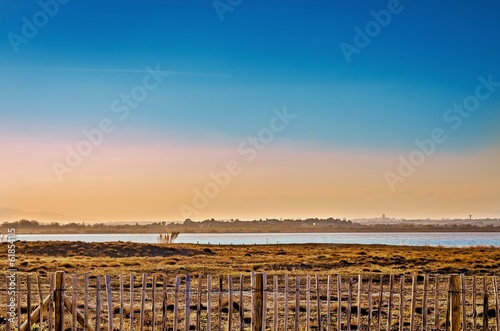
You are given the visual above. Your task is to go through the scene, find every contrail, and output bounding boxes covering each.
[0,66,233,77]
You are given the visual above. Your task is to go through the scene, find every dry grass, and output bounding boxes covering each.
[10,241,500,276]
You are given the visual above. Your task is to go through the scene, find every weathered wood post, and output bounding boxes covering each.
[252,273,264,331]
[483,277,488,331]
[55,271,65,331]
[449,275,461,331]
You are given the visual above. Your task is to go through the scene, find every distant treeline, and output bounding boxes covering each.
[2,218,500,234]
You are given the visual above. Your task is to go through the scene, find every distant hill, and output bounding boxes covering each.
[0,207,98,223]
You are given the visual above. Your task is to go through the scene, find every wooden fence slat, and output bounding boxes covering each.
[410,275,417,331]
[461,274,467,331]
[483,277,488,331]
[263,273,267,331]
[83,273,89,331]
[96,275,102,331]
[129,273,135,331]
[55,272,64,331]
[152,274,157,331]
[435,275,440,331]
[337,275,342,331]
[316,274,321,331]
[140,274,147,331]
[106,275,113,331]
[347,277,353,331]
[399,275,404,331]
[326,275,331,331]
[73,274,78,331]
[472,276,477,331]
[36,274,44,331]
[228,275,233,331]
[252,273,264,331]
[240,274,244,331]
[162,275,168,331]
[450,274,461,331]
[49,273,55,331]
[295,276,300,331]
[197,275,202,331]
[119,274,124,331]
[387,274,394,331]
[377,275,383,331]
[27,274,32,331]
[273,275,278,331]
[494,276,500,331]
[284,274,289,331]
[368,274,372,331]
[306,274,311,331]
[186,274,191,331]
[218,276,223,331]
[17,274,21,330]
[423,274,428,331]
[207,275,212,331]
[357,275,362,330]
[5,274,11,331]
[173,276,180,331]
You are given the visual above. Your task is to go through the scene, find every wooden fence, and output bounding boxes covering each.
[1,272,500,331]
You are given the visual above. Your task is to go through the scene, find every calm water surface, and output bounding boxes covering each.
[16,232,500,247]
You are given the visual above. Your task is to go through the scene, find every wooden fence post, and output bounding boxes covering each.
[449,274,461,331]
[252,273,264,331]
[55,271,65,331]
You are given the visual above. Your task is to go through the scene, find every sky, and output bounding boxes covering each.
[1,0,499,222]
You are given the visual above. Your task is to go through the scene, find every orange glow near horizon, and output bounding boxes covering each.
[1,131,499,222]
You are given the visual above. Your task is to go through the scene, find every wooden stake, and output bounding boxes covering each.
[423,274,428,331]
[284,274,289,331]
[358,275,362,330]
[337,275,342,331]
[185,274,191,331]
[316,275,322,331]
[410,275,417,331]
[96,275,102,331]
[387,275,394,331]
[130,273,135,331]
[106,275,113,331]
[240,274,244,331]
[173,276,180,331]
[399,275,404,331]
[295,276,300,331]
[449,274,461,331]
[273,275,278,331]
[72,274,78,331]
[152,274,156,331]
[36,274,44,331]
[228,275,233,331]
[252,273,264,331]
[119,274,124,331]
[27,274,32,331]
[207,275,212,331]
[55,272,65,331]
[306,274,311,331]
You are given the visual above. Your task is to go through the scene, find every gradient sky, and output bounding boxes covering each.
[1,0,499,221]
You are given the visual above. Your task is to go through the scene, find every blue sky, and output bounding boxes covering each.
[2,0,500,149]
[1,0,499,220]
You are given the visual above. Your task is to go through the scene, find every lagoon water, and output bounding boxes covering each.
[16,232,500,247]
